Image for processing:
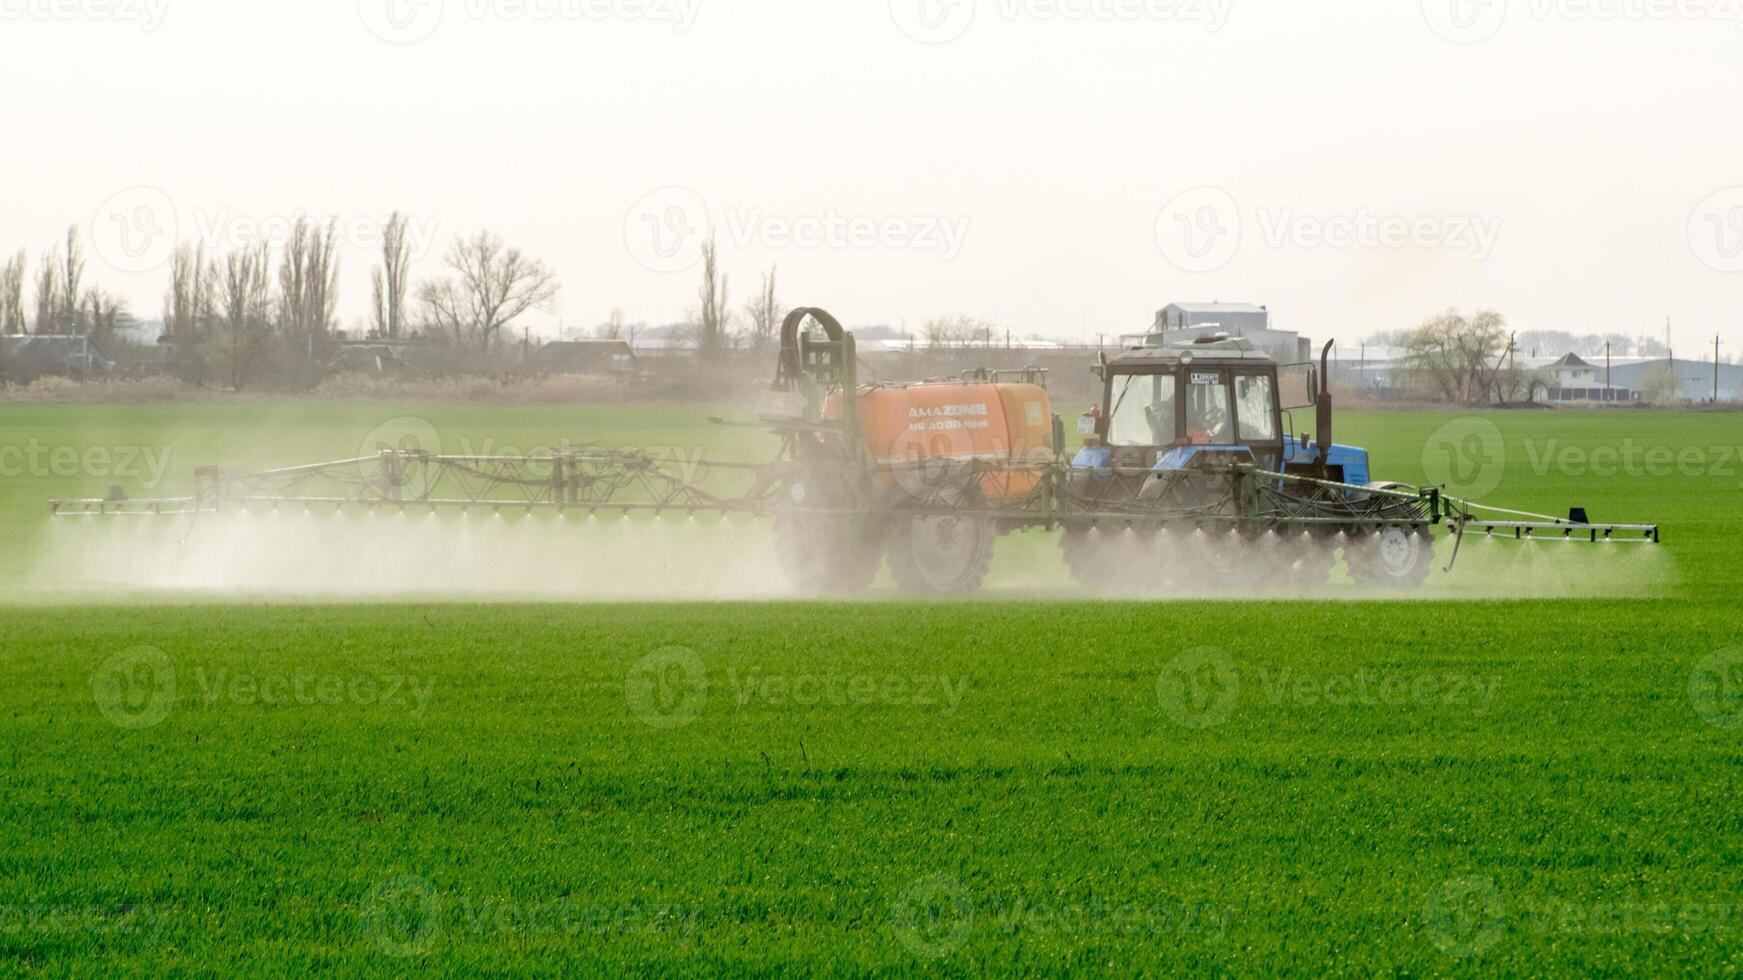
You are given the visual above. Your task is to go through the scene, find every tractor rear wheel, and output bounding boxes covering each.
[1345,525,1436,587]
[888,511,995,595]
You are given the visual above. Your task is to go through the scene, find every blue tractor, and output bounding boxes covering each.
[1062,333,1445,588]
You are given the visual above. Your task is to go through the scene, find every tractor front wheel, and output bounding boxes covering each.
[1344,525,1436,587]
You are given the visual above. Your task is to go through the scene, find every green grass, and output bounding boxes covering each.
[1,402,1740,974]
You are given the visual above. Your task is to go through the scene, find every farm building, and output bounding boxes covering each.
[521,340,637,377]
[1146,302,1313,365]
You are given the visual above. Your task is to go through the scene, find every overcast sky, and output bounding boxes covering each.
[3,0,1740,349]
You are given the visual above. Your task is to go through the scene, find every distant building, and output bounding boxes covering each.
[1146,302,1312,364]
[520,339,637,378]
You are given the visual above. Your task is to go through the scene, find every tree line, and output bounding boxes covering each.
[0,215,561,387]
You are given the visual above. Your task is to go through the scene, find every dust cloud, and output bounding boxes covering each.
[27,507,798,601]
[23,511,1671,603]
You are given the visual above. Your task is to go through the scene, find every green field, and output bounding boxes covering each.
[2,403,1740,974]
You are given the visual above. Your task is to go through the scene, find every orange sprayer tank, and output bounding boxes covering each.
[826,380,1054,501]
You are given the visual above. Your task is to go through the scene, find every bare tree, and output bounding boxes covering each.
[1397,309,1511,404]
[414,278,473,347]
[743,264,782,353]
[923,313,995,350]
[84,288,129,354]
[58,226,86,335]
[219,243,272,386]
[418,231,559,352]
[162,243,216,343]
[32,248,58,334]
[370,212,411,338]
[598,308,627,340]
[694,233,731,355]
[1639,363,1681,404]
[276,217,341,342]
[0,250,24,335]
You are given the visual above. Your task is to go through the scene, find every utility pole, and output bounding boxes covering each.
[1717,335,1724,404]
[1605,340,1611,403]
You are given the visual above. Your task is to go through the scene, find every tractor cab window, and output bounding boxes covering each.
[1185,372,1232,445]
[1235,374,1278,442]
[1107,373,1177,447]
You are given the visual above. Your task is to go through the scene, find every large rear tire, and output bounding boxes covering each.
[888,511,994,595]
[1345,525,1436,587]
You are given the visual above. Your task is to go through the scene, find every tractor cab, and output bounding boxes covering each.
[1074,334,1370,485]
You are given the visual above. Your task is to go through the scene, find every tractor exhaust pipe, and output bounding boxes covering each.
[1315,339,1335,472]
